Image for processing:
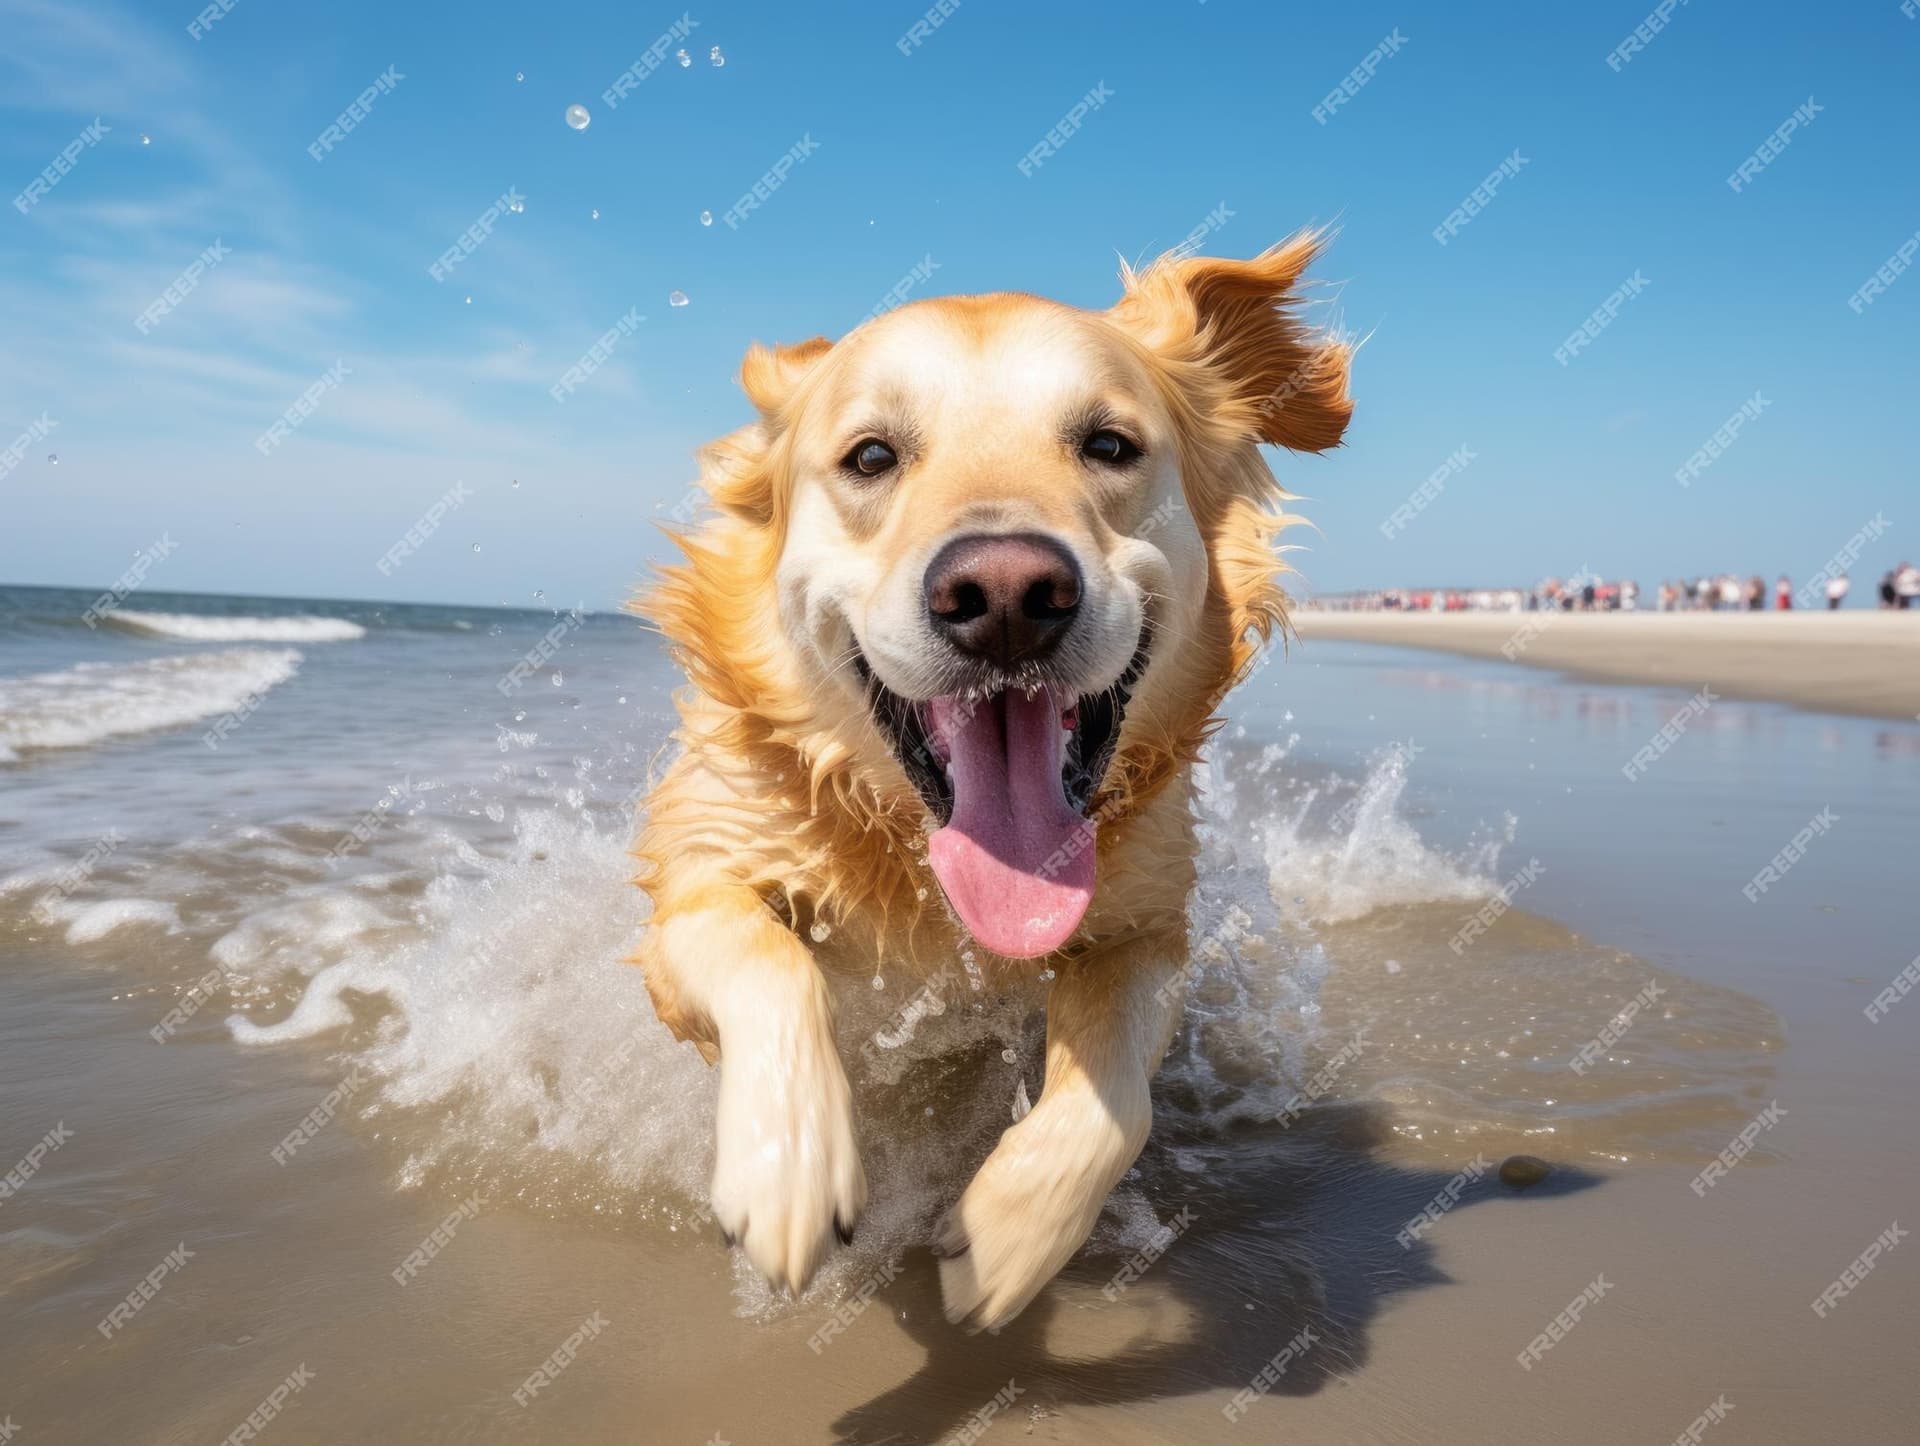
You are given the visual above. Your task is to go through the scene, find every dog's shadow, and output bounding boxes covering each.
[829,1103,1600,1443]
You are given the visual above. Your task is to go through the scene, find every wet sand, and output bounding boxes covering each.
[1292,610,1920,720]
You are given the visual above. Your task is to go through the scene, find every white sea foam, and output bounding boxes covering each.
[0,648,301,761]
[109,610,367,642]
[40,896,181,944]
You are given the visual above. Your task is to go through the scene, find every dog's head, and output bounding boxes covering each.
[649,233,1351,958]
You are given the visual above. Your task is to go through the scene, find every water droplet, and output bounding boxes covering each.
[809,921,832,943]
[507,197,525,214]
[139,133,151,146]
[923,1105,935,1117]
[510,478,520,487]
[1000,1047,1017,1065]
[698,209,712,227]
[46,454,58,465]
[515,70,525,83]
[470,542,480,552]
[708,45,725,67]
[870,975,884,990]
[589,207,600,220]
[1038,968,1056,982]
[533,589,545,601]
[668,289,689,307]
[463,295,472,305]
[915,887,928,901]
[675,48,691,67]
[565,103,591,131]
[616,695,627,705]
[513,711,526,722]
[550,672,563,686]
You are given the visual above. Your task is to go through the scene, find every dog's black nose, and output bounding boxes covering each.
[924,532,1082,667]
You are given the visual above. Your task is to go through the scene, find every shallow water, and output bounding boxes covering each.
[2,583,1915,1442]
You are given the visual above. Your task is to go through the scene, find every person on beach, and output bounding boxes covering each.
[1775,575,1792,610]
[1826,574,1850,610]
[1898,563,1920,610]
[1883,570,1900,609]
[1746,576,1765,611]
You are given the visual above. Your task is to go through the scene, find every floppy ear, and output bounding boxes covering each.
[738,335,834,421]
[1108,230,1352,453]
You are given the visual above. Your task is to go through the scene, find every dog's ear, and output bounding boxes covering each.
[1108,230,1351,453]
[739,336,834,421]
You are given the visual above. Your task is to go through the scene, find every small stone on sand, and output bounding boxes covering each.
[1499,1154,1550,1189]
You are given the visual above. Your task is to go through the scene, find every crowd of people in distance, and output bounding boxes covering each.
[1316,564,1920,614]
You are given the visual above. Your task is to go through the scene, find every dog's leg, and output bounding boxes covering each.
[936,932,1183,1329]
[648,883,866,1295]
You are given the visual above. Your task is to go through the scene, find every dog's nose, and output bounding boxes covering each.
[924,532,1082,667]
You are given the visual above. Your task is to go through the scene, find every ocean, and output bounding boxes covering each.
[2,582,1915,1442]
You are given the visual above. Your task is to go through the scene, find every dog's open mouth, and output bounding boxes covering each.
[858,643,1147,959]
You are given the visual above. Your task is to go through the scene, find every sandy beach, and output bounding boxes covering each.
[1293,610,1920,720]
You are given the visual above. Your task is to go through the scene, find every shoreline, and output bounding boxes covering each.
[1291,610,1920,721]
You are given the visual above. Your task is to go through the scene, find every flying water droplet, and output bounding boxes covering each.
[589,208,599,220]
[674,48,690,67]
[46,454,58,466]
[513,711,526,722]
[708,46,725,67]
[139,133,151,146]
[550,672,563,686]
[915,887,928,901]
[507,196,525,214]
[533,589,545,601]
[870,975,884,991]
[616,695,627,705]
[463,295,472,305]
[1000,1047,1017,1065]
[810,921,832,943]
[565,103,591,131]
[515,71,525,83]
[510,478,520,487]
[668,289,689,307]
[699,210,712,227]
[470,542,481,552]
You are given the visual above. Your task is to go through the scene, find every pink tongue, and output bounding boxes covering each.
[926,687,1094,959]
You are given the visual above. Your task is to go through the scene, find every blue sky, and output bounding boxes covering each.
[2,0,1916,610]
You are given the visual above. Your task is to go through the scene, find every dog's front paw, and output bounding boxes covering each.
[935,1086,1147,1331]
[710,1003,865,1296]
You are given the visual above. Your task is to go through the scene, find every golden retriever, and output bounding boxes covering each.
[632,231,1352,1329]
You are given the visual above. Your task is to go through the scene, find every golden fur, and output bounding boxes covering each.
[630,231,1351,1324]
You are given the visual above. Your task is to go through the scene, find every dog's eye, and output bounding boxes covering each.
[843,439,898,477]
[1081,430,1142,466]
